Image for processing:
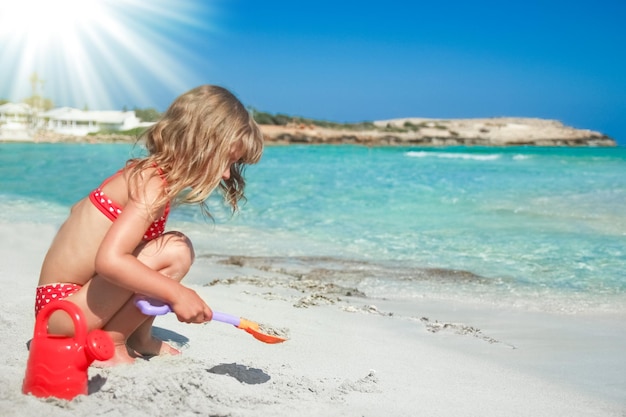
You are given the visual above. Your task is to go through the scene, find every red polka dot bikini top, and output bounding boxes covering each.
[88,168,170,241]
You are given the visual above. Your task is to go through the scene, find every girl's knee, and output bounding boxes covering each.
[137,231,195,281]
[162,232,195,278]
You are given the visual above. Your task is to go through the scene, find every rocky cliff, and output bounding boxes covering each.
[260,117,616,147]
[14,116,617,146]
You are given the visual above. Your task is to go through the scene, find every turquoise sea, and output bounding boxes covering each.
[1,143,625,313]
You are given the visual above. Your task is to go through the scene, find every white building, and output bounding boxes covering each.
[0,102,145,139]
[0,103,34,140]
[37,107,142,136]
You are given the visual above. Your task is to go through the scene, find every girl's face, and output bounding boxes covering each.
[221,145,244,180]
[220,164,232,180]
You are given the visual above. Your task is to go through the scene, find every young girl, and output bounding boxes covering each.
[36,85,263,365]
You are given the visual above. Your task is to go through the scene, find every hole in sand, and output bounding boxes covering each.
[207,363,271,385]
[88,374,108,394]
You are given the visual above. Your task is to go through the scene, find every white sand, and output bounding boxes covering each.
[1,221,625,416]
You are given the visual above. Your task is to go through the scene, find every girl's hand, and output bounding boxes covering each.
[170,287,213,323]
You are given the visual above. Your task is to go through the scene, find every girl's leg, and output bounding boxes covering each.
[126,232,196,356]
[47,232,195,365]
[103,231,195,364]
[126,316,163,355]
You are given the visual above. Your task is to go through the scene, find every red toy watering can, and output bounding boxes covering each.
[22,300,114,400]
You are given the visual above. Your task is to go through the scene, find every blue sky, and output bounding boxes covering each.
[1,0,625,144]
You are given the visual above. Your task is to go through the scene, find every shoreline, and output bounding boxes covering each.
[187,251,626,316]
[1,221,625,416]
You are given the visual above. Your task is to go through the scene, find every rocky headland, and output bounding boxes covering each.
[260,117,616,147]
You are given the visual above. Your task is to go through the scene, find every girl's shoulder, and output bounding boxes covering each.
[125,161,169,203]
[125,160,167,183]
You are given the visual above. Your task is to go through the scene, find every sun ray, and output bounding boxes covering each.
[0,0,217,110]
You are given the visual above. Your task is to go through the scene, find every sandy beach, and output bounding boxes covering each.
[1,221,625,417]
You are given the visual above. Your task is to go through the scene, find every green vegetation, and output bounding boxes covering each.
[251,108,376,131]
[87,126,148,136]
[23,72,54,110]
[252,110,292,126]
[403,121,420,131]
[133,107,161,122]
[0,95,54,110]
[22,95,54,111]
[383,123,408,133]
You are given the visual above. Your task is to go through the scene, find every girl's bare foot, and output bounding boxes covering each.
[92,343,138,368]
[127,333,181,358]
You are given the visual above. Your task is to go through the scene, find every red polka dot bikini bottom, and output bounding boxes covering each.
[35,283,82,316]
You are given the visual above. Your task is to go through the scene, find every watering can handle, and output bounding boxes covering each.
[35,300,87,344]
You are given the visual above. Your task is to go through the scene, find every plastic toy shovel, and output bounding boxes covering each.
[134,297,287,344]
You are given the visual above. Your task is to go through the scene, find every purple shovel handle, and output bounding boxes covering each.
[134,297,241,327]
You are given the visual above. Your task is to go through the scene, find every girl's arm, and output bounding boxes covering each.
[94,172,212,323]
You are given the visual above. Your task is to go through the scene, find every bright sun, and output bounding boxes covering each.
[3,0,98,43]
[0,0,213,110]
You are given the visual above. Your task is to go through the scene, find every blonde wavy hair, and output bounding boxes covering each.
[127,85,263,216]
